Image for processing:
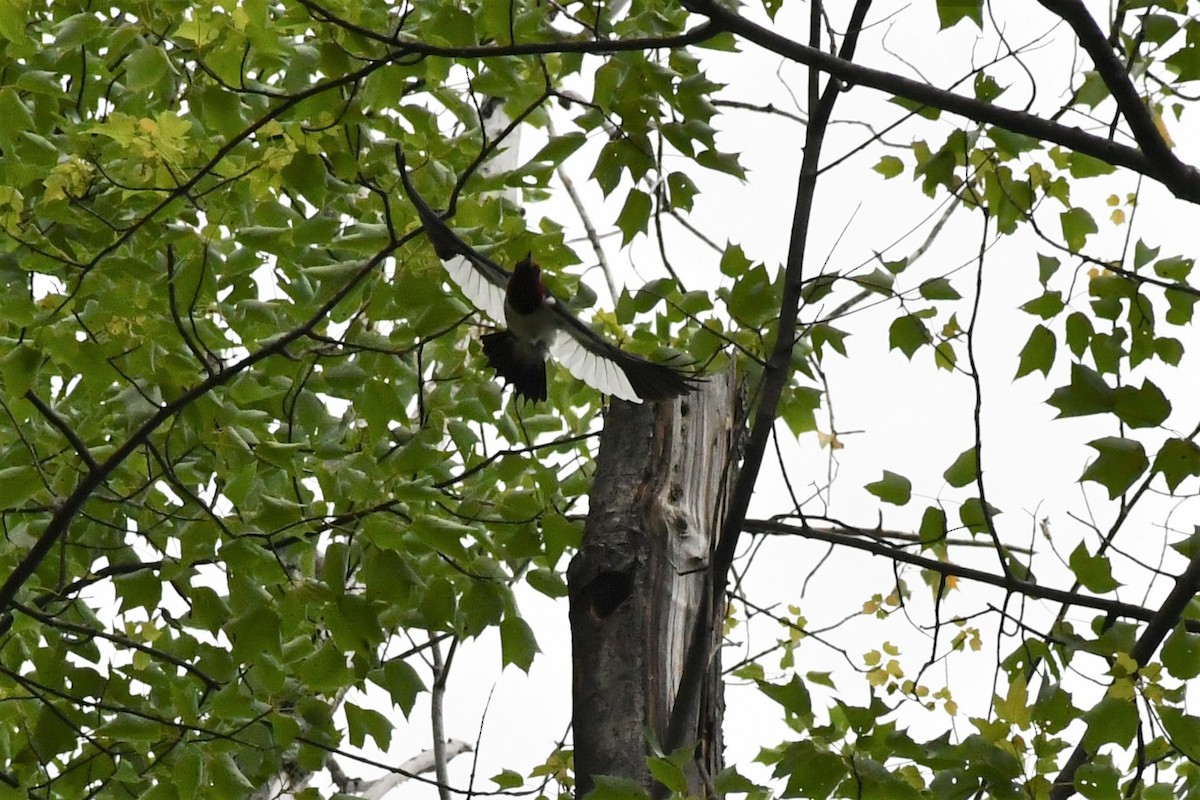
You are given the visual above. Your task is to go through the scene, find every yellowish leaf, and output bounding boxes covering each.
[817,430,843,449]
[1154,107,1175,148]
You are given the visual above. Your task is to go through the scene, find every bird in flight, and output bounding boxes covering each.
[400,160,700,404]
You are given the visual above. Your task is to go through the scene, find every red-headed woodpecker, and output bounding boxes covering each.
[400,161,699,403]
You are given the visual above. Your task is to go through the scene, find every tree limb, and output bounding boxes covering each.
[744,519,1200,634]
[1050,548,1200,799]
[679,0,1200,203]
[1034,0,1175,168]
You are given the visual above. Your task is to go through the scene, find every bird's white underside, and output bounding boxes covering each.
[443,254,642,402]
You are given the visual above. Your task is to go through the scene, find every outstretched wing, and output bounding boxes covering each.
[440,250,508,326]
[548,307,701,403]
[399,159,509,325]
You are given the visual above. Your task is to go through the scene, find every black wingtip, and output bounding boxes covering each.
[397,151,461,261]
[621,357,704,402]
[481,331,548,402]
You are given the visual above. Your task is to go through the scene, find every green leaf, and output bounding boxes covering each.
[780,385,822,437]
[666,171,698,211]
[1032,682,1078,734]
[919,506,948,548]
[1162,625,1200,680]
[97,713,163,743]
[995,673,1030,728]
[719,242,752,277]
[1060,207,1098,251]
[541,512,583,569]
[0,465,43,507]
[615,189,651,245]
[32,703,78,758]
[1112,380,1171,428]
[282,152,328,207]
[1134,239,1160,269]
[500,615,539,672]
[892,97,941,120]
[725,264,777,327]
[371,660,426,717]
[1155,335,1183,365]
[1069,152,1117,178]
[756,674,812,717]
[1021,290,1064,319]
[713,767,764,796]
[874,155,904,178]
[530,132,587,165]
[1158,708,1200,762]
[889,314,930,358]
[1015,324,1056,378]
[1038,254,1061,285]
[1082,696,1137,750]
[782,741,850,797]
[526,567,568,599]
[959,497,999,535]
[1065,312,1094,357]
[989,127,1040,157]
[1047,363,1114,418]
[810,323,848,357]
[851,266,895,295]
[0,0,30,47]
[801,273,838,304]
[944,448,977,488]
[973,72,1004,102]
[175,748,204,800]
[588,775,650,800]
[1074,759,1121,800]
[1081,437,1148,499]
[345,702,393,750]
[591,140,625,195]
[1068,542,1120,593]
[918,277,961,300]
[937,0,983,29]
[125,45,172,92]
[647,757,688,793]
[1153,438,1200,492]
[1166,288,1199,325]
[1,343,41,397]
[210,752,254,799]
[0,89,36,151]
[865,470,912,505]
[491,770,526,790]
[696,148,746,179]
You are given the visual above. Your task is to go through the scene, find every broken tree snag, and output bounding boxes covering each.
[568,368,739,798]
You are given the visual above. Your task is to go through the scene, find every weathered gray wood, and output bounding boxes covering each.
[569,369,738,797]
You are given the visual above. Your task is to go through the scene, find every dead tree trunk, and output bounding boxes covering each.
[568,370,739,798]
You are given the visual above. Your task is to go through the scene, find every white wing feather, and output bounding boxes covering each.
[549,330,640,403]
[442,253,508,325]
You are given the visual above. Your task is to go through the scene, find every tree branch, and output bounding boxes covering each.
[744,519,1200,634]
[1035,0,1175,168]
[24,390,98,472]
[1050,548,1200,799]
[679,0,1200,203]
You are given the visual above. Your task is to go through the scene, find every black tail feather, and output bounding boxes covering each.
[481,331,548,402]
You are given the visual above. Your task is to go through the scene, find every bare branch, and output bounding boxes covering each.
[679,0,1200,203]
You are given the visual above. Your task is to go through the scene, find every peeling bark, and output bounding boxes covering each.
[569,369,739,797]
